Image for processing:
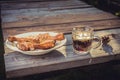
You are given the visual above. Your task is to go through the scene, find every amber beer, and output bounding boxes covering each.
[73,39,92,52]
[72,26,101,55]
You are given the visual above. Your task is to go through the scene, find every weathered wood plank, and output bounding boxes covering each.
[4,28,120,78]
[5,44,115,78]
[0,0,65,3]
[4,28,120,55]
[6,55,114,78]
[2,19,120,40]
[4,28,120,56]
[4,29,120,63]
[1,0,120,79]
[5,41,118,78]
[1,0,90,10]
[1,7,118,28]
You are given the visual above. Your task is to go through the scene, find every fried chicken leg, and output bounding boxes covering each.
[17,40,55,51]
[8,33,64,51]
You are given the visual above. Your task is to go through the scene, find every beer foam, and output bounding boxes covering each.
[73,36,91,41]
[72,32,92,41]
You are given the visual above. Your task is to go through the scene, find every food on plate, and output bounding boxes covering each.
[8,33,65,51]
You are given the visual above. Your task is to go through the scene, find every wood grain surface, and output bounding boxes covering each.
[1,8,118,28]
[2,19,120,40]
[1,0,90,10]
[1,0,120,79]
[4,29,120,78]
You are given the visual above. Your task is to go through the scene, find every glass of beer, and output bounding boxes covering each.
[72,26,101,55]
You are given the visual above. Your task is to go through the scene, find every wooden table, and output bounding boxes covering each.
[1,0,120,79]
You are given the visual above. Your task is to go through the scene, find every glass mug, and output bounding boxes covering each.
[72,26,101,55]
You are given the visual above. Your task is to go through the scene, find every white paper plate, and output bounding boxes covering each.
[5,32,67,55]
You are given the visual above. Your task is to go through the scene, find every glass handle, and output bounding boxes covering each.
[93,36,102,49]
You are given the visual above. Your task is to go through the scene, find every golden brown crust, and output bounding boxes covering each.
[8,33,64,51]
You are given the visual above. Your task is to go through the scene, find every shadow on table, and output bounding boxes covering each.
[8,60,120,80]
